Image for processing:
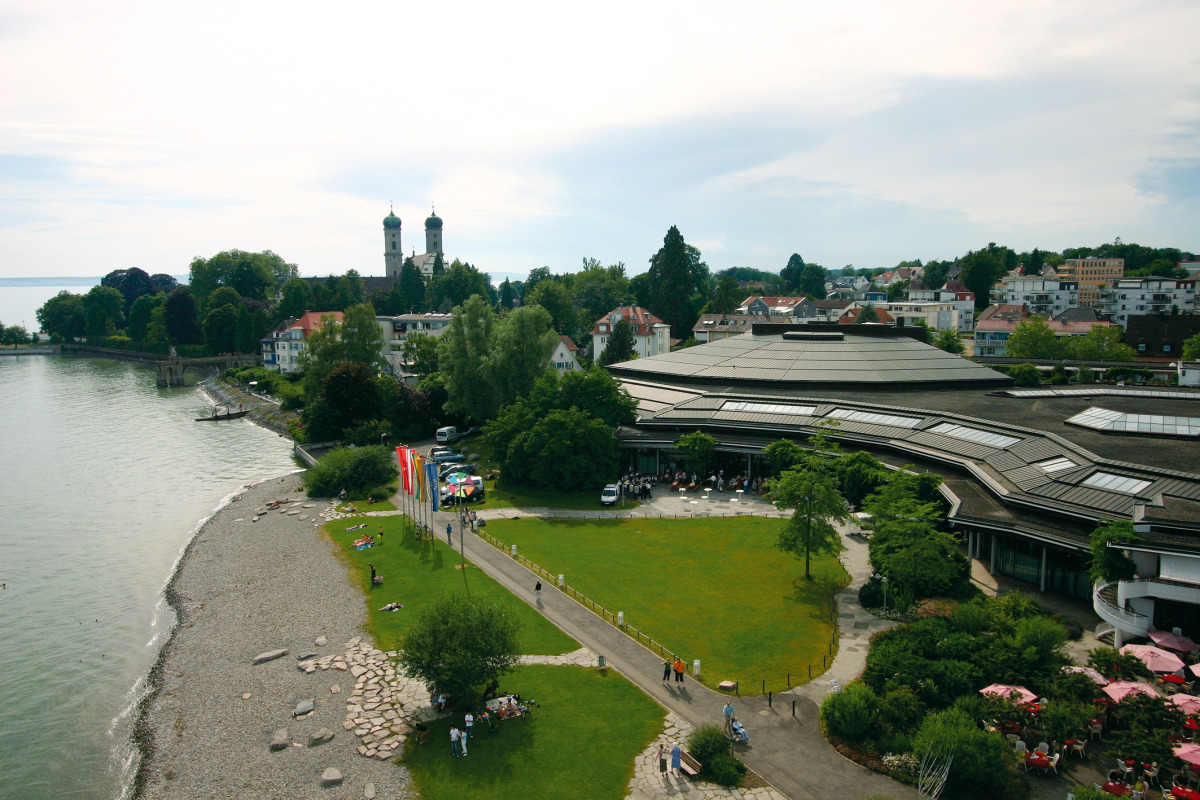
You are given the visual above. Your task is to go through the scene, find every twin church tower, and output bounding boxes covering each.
[383,206,444,279]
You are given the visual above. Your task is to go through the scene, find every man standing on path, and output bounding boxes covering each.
[446,522,453,542]
[535,580,542,605]
[662,660,672,683]
[673,656,686,683]
[723,701,734,731]
[450,726,461,757]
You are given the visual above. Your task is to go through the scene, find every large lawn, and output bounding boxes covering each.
[326,515,577,655]
[404,665,663,800]
[484,517,848,689]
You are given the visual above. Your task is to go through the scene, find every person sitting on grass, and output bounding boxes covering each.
[413,721,429,744]
[379,601,403,611]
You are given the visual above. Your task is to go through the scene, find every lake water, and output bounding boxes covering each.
[0,355,298,800]
[0,284,100,332]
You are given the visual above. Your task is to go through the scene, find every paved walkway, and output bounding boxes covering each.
[418,491,916,800]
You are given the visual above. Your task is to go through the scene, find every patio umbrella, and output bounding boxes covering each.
[1122,643,1186,673]
[1170,695,1200,716]
[1103,680,1161,703]
[1175,743,1200,767]
[445,473,472,485]
[1063,665,1111,686]
[454,484,477,498]
[1151,630,1200,653]
[980,684,1037,705]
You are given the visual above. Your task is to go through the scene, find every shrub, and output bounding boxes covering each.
[913,708,1022,799]
[344,419,394,447]
[881,752,920,777]
[878,686,925,732]
[704,753,745,787]
[820,682,877,740]
[685,724,730,764]
[302,445,398,498]
[859,579,884,608]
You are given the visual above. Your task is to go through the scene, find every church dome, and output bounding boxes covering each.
[425,211,442,230]
[383,209,401,229]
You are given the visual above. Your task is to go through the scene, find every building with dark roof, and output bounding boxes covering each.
[606,322,1200,644]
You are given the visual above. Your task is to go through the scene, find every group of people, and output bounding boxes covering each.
[662,470,766,494]
[618,471,655,501]
[662,657,687,684]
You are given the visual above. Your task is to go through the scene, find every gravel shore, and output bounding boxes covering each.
[135,473,415,800]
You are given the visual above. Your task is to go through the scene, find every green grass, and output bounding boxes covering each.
[337,498,397,513]
[403,665,663,800]
[484,517,848,688]
[326,516,577,655]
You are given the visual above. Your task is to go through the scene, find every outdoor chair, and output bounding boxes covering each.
[1071,739,1088,758]
[1090,722,1104,740]
[1118,760,1135,781]
[1143,764,1161,789]
[1047,753,1060,775]
[983,718,999,733]
[1015,740,1028,754]
[1036,741,1050,754]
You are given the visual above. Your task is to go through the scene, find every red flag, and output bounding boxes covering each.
[396,446,410,494]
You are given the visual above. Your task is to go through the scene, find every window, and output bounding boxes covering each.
[1035,456,1078,474]
[929,422,1020,448]
[1138,344,1146,351]
[722,401,817,416]
[826,408,923,428]
[1083,472,1152,494]
[1164,344,1173,352]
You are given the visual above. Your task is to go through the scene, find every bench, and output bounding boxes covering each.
[679,750,702,778]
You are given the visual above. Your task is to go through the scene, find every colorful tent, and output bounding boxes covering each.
[1062,665,1110,686]
[1150,630,1199,653]
[1169,694,1200,716]
[1102,680,1161,703]
[1174,743,1200,767]
[980,684,1037,705]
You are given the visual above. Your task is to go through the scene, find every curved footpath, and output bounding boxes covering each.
[406,490,917,800]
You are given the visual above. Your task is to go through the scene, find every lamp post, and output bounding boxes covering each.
[873,573,889,611]
[381,432,388,446]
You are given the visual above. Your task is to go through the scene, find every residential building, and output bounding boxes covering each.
[549,335,582,374]
[737,296,814,318]
[994,275,1079,319]
[693,314,773,342]
[877,301,959,332]
[972,304,1115,357]
[376,313,452,356]
[1059,257,1124,308]
[871,266,923,287]
[906,280,976,332]
[839,306,896,324]
[591,305,671,361]
[1125,315,1200,359]
[261,311,343,373]
[812,299,857,322]
[1180,363,1200,387]
[1097,277,1196,328]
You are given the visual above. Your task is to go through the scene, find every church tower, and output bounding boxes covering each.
[383,206,403,277]
[424,206,443,257]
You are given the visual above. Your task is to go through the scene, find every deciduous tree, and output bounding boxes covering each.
[932,328,965,354]
[598,317,636,366]
[674,431,718,476]
[437,295,497,423]
[37,291,86,340]
[82,285,125,337]
[773,467,848,580]
[1004,315,1062,359]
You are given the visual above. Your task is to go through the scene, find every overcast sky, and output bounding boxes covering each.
[2,0,1198,282]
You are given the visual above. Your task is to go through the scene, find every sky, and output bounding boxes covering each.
[1,0,1198,283]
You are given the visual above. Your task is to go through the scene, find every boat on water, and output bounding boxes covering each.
[195,408,250,421]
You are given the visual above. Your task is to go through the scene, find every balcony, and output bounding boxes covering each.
[1094,581,1151,638]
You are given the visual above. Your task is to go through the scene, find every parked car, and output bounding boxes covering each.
[440,462,476,479]
[600,484,620,505]
[436,426,461,443]
[432,449,465,464]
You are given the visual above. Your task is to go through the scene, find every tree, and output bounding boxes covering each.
[486,304,558,411]
[646,226,707,338]
[277,277,312,320]
[1185,331,1200,361]
[573,261,631,321]
[1008,363,1042,386]
[301,444,397,497]
[397,256,425,313]
[127,293,163,341]
[780,254,806,293]
[799,264,828,299]
[1,323,32,346]
[150,273,178,294]
[202,303,239,353]
[82,285,125,337]
[959,246,1010,309]
[207,286,242,314]
[856,304,879,323]
[764,439,806,476]
[340,302,385,368]
[498,278,517,310]
[233,305,258,353]
[525,280,577,337]
[1090,519,1140,584]
[1004,315,1062,359]
[396,594,521,710]
[322,362,381,427]
[189,249,293,310]
[1067,325,1136,362]
[702,274,741,314]
[427,260,493,311]
[674,431,718,476]
[504,407,622,489]
[437,295,497,423]
[401,333,440,377]
[773,467,848,580]
[300,304,384,397]
[163,287,203,344]
[101,267,158,314]
[932,328,965,354]
[37,291,86,340]
[597,317,636,366]
[912,708,1019,800]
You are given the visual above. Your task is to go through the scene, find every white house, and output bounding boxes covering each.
[591,305,671,361]
[994,275,1079,318]
[905,280,976,332]
[1098,277,1197,328]
[261,311,344,373]
[549,335,582,374]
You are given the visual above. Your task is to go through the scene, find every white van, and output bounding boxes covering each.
[436,426,460,444]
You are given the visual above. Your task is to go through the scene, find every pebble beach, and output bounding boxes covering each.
[135,473,416,800]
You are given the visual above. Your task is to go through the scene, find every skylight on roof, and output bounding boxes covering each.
[1035,456,1078,474]
[1066,406,1200,437]
[722,401,817,416]
[826,408,922,428]
[929,422,1021,449]
[1083,472,1152,495]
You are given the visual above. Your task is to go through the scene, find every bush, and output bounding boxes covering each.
[878,686,925,732]
[685,724,730,763]
[820,682,877,741]
[704,753,745,787]
[859,579,884,608]
[344,419,394,447]
[302,445,398,498]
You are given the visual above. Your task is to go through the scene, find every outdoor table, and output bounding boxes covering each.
[1163,674,1187,685]
[1185,717,1200,732]
[1172,786,1200,800]
[1023,703,1042,714]
[1025,752,1050,771]
[1002,721,1021,734]
[1102,781,1130,796]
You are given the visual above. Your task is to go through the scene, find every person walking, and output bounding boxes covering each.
[673,657,685,683]
[450,726,461,757]
[662,659,672,683]
[377,527,384,545]
[464,712,474,739]
[535,580,542,604]
[469,509,477,530]
[446,522,453,542]
[658,743,668,775]
[460,725,469,757]
[723,701,734,731]
[671,744,682,775]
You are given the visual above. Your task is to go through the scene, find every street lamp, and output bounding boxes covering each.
[381,432,388,446]
[873,573,889,611]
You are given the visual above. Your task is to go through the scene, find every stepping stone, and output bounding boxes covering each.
[364,782,376,799]
[242,693,252,700]
[308,728,335,747]
[269,728,290,751]
[315,635,327,647]
[294,698,315,716]
[252,649,288,665]
[320,767,343,786]
[296,652,318,661]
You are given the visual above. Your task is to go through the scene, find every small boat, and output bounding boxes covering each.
[195,408,251,421]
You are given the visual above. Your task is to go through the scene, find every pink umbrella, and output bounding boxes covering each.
[980,683,1037,705]
[1170,694,1200,716]
[1191,663,1200,679]
[1151,630,1200,653]
[1122,643,1186,673]
[1103,680,1161,703]
[1175,743,1200,767]
[1063,665,1110,686]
